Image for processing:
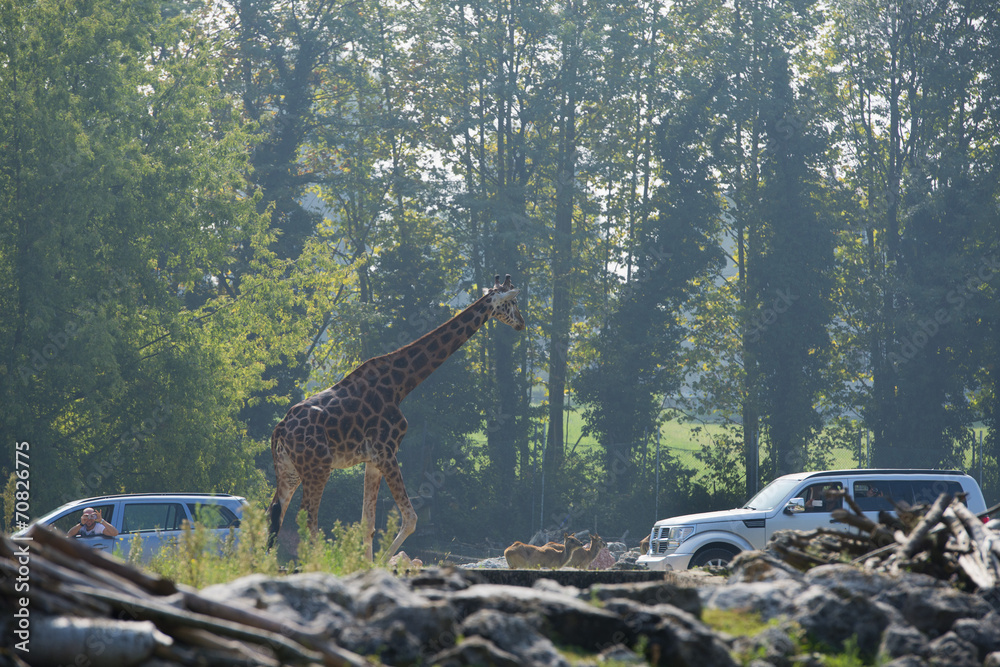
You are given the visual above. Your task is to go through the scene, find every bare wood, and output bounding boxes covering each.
[897,493,952,559]
[181,590,370,667]
[65,583,370,667]
[24,523,177,596]
[170,626,280,667]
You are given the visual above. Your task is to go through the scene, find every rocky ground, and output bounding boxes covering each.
[189,548,1000,666]
[7,499,1000,666]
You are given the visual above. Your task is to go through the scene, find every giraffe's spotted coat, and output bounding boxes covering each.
[267,276,525,560]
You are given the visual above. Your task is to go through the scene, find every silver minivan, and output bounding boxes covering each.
[637,469,988,571]
[15,492,247,562]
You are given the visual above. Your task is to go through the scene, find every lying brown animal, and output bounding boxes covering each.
[504,533,584,569]
[566,533,606,569]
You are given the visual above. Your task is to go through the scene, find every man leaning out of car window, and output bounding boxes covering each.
[66,507,119,538]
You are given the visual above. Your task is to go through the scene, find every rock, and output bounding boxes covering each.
[460,609,569,666]
[700,579,806,621]
[882,657,930,667]
[875,574,991,637]
[985,651,1000,667]
[450,583,629,652]
[728,550,806,583]
[730,624,798,667]
[596,643,645,663]
[952,613,1000,660]
[790,584,890,656]
[606,541,628,558]
[589,547,616,570]
[805,563,896,598]
[879,623,930,661]
[199,572,354,636]
[927,632,980,667]
[598,598,737,666]
[461,556,509,569]
[428,635,522,667]
[585,580,702,618]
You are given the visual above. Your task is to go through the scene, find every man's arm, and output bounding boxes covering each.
[99,518,118,537]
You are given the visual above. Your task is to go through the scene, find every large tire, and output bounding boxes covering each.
[689,546,738,569]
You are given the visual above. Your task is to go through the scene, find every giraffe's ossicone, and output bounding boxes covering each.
[267,274,525,560]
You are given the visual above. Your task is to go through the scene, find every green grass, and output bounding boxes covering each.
[143,506,402,588]
[703,610,870,666]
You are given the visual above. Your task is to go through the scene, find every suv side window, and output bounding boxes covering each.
[854,479,966,510]
[802,482,844,512]
[121,503,187,533]
[912,480,964,505]
[853,481,893,511]
[187,503,238,529]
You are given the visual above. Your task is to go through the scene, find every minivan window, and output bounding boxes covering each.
[52,504,114,534]
[121,503,186,533]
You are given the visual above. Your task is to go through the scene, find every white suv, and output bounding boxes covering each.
[637,469,987,571]
[15,493,247,562]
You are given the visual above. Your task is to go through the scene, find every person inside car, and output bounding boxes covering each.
[66,507,118,538]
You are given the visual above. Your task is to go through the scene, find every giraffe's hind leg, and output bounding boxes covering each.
[362,462,382,560]
[267,438,301,548]
[298,452,333,535]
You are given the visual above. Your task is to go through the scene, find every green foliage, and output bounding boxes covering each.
[147,506,279,587]
[1,0,998,556]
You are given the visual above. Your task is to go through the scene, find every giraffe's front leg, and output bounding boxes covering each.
[376,455,417,561]
[362,462,382,561]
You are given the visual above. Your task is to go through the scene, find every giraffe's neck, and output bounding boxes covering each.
[375,292,493,402]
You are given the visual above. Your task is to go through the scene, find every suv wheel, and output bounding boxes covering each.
[690,546,737,569]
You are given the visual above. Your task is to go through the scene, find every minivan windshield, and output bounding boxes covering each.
[742,478,801,510]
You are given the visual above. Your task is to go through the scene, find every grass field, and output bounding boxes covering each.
[473,405,873,481]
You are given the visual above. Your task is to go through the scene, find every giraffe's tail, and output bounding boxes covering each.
[266,429,283,550]
[266,495,282,550]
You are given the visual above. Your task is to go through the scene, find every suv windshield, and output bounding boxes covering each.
[743,478,801,510]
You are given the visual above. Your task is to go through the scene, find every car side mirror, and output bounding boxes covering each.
[784,498,806,514]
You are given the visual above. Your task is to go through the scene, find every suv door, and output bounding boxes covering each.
[765,480,845,541]
[118,501,190,561]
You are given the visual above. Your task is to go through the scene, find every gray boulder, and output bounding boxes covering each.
[927,632,980,667]
[460,609,569,666]
[879,623,930,661]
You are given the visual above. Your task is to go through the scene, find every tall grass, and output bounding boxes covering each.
[145,506,402,588]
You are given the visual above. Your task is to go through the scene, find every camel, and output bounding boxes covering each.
[504,533,584,569]
[566,533,606,569]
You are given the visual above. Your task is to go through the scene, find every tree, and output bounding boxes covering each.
[830,0,1000,469]
[0,0,280,511]
[750,49,835,478]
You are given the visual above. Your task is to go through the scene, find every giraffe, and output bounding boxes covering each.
[267,274,525,560]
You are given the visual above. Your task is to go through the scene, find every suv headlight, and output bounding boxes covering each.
[665,525,695,550]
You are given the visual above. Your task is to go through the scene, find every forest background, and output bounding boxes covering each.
[2,0,999,554]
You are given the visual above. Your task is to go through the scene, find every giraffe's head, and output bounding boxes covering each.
[485,274,526,331]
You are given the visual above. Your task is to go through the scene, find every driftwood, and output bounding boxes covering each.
[0,523,373,667]
[768,490,1000,599]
